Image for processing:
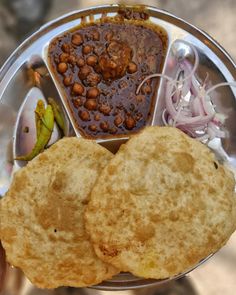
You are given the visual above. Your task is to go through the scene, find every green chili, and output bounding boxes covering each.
[35,100,45,140]
[48,97,65,134]
[16,105,54,161]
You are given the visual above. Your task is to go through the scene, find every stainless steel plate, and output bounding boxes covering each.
[0,4,235,291]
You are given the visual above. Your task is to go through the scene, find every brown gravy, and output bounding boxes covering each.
[48,19,167,138]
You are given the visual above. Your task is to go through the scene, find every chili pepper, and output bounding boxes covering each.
[48,97,65,134]
[16,105,54,161]
[35,100,45,140]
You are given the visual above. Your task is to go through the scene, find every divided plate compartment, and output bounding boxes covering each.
[0,4,236,291]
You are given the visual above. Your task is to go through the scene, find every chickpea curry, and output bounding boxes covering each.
[48,16,167,138]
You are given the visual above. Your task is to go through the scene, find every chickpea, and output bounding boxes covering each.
[71,33,83,46]
[93,44,103,56]
[84,99,97,110]
[61,43,71,53]
[79,110,90,121]
[57,62,68,74]
[94,113,101,121]
[125,116,136,130]
[77,57,85,67]
[100,121,109,131]
[99,104,111,115]
[78,65,91,80]
[87,87,100,98]
[114,115,123,127]
[72,82,84,95]
[86,72,101,86]
[68,55,76,64]
[63,75,73,86]
[88,124,97,132]
[59,52,69,62]
[86,55,98,66]
[103,71,112,80]
[127,62,138,74]
[105,31,113,41]
[82,45,93,55]
[92,31,100,41]
[72,98,83,108]
[136,94,145,102]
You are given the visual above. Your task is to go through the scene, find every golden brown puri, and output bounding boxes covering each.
[0,137,118,289]
[85,126,236,279]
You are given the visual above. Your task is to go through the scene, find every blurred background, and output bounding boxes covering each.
[0,0,236,67]
[0,0,236,295]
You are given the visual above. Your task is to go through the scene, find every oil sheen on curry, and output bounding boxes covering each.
[48,18,167,138]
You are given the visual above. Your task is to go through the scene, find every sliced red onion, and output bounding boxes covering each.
[136,73,173,95]
[179,62,192,97]
[136,41,235,142]
[165,81,178,118]
[213,113,227,125]
[205,81,236,97]
[196,134,210,141]
[175,125,197,138]
[208,122,226,138]
[191,75,200,97]
[191,97,204,116]
[162,109,169,126]
[180,59,199,97]
[176,112,213,126]
[199,92,215,116]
